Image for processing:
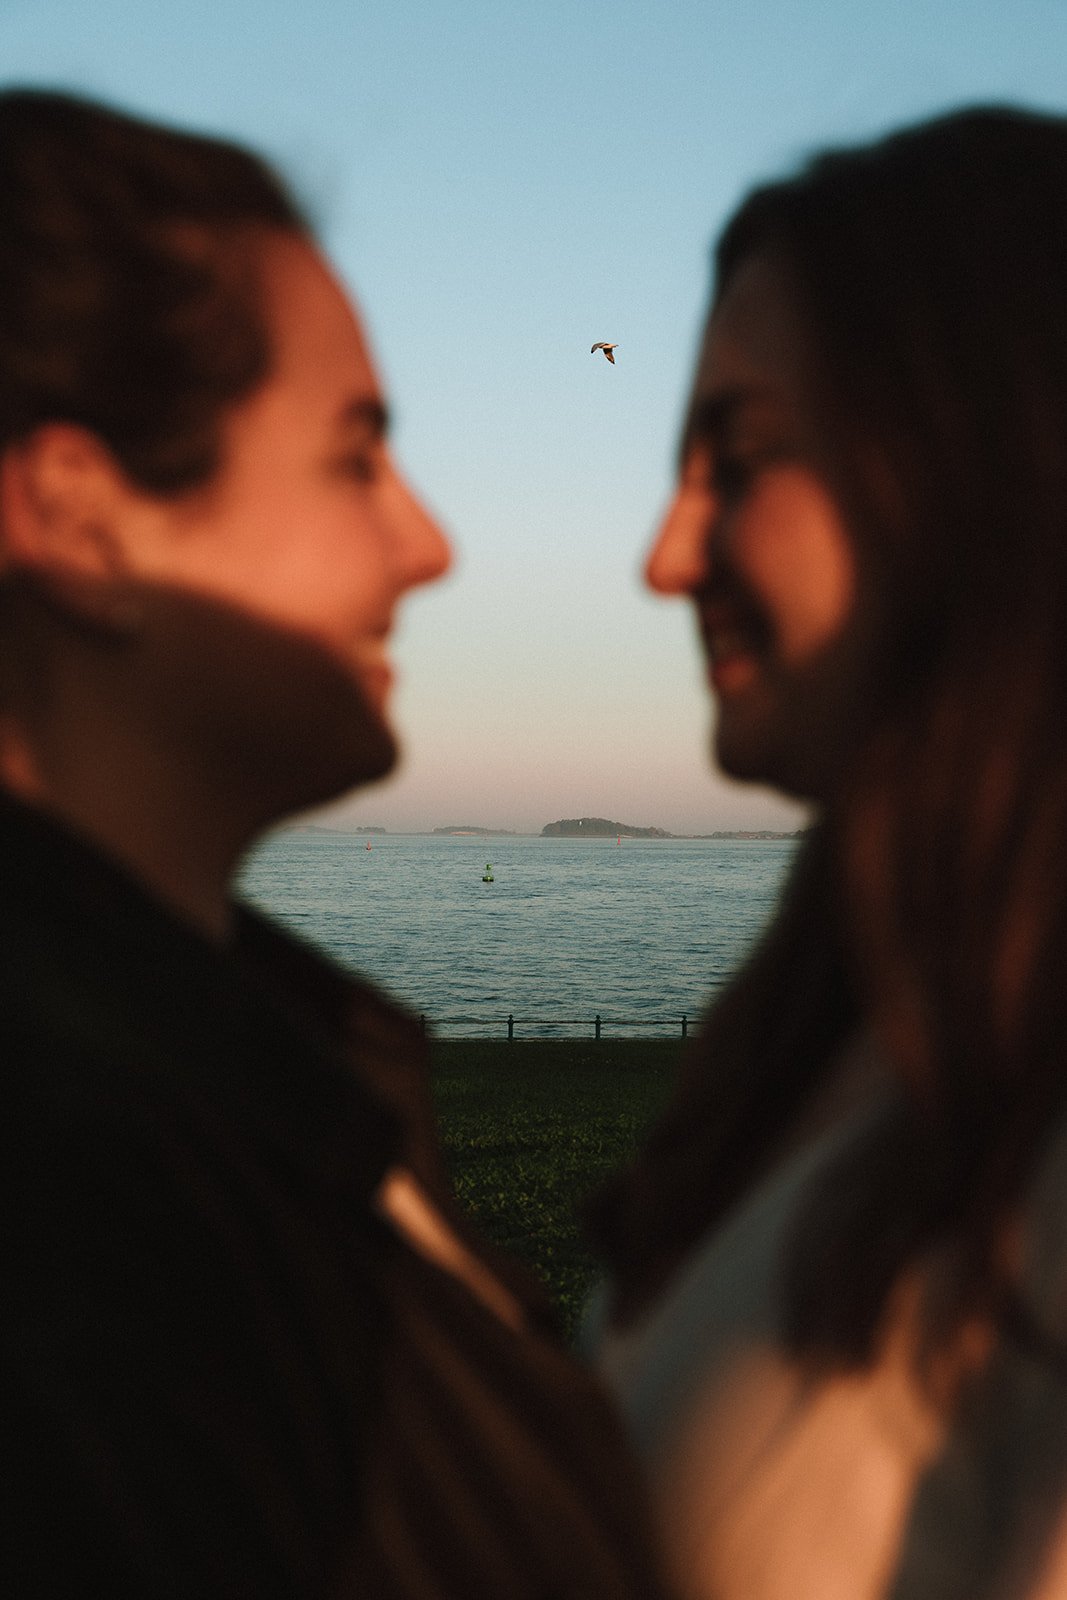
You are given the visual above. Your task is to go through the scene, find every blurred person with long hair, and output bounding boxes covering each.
[588,106,1067,1600]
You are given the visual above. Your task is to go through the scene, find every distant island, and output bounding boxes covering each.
[433,825,519,836]
[542,817,673,839]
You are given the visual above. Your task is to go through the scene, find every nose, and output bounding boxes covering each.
[644,483,715,595]
[387,467,453,591]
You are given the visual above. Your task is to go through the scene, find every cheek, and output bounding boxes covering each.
[262,528,391,625]
[196,499,393,635]
[738,469,857,663]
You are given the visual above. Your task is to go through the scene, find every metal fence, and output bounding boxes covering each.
[421,1012,692,1040]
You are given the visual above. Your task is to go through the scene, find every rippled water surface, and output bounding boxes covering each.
[238,832,797,1037]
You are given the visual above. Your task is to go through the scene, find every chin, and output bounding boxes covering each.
[245,670,401,830]
[713,705,769,785]
[304,705,399,807]
[713,720,821,802]
[348,715,399,788]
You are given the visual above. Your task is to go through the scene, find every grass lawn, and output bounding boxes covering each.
[430,1037,682,1340]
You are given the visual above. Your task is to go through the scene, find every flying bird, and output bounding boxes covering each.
[591,342,618,364]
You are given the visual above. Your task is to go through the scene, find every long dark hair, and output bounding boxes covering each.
[591,105,1067,1365]
[0,88,307,493]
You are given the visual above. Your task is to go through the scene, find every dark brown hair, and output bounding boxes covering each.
[591,105,1067,1365]
[0,88,307,492]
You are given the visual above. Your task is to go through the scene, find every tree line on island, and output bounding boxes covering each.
[541,819,803,839]
[541,817,671,838]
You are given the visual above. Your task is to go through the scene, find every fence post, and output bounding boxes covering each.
[507,1013,514,1040]
[681,1014,688,1039]
[595,1013,602,1040]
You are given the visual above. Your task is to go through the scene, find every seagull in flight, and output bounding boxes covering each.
[591,342,618,364]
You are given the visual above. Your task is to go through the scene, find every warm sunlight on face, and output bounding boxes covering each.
[645,254,869,800]
[132,233,451,771]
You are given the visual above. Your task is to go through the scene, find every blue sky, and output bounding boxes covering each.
[4,0,1067,832]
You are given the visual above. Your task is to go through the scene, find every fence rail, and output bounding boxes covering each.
[421,1012,692,1040]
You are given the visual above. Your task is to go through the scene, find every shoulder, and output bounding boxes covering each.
[1,1017,390,1594]
[596,1096,889,1459]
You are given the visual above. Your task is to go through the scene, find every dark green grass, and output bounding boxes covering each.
[430,1037,681,1340]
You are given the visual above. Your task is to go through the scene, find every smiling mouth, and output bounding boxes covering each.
[350,629,395,694]
[699,594,772,694]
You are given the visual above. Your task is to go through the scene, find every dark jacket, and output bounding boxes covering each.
[0,795,667,1598]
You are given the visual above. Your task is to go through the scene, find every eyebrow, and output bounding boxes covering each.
[336,397,391,438]
[680,384,782,467]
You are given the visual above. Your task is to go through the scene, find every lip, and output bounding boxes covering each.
[360,657,393,686]
[351,629,395,698]
[709,652,759,695]
[699,604,767,695]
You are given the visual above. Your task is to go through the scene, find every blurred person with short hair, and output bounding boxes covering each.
[0,88,667,1600]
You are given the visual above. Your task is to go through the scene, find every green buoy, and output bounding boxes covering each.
[482,862,494,882]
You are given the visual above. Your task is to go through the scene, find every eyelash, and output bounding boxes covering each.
[712,452,759,498]
[712,446,787,499]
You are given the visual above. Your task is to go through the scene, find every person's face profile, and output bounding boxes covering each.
[646,251,876,802]
[125,233,453,799]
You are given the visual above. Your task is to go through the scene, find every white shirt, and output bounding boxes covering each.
[592,1100,1067,1600]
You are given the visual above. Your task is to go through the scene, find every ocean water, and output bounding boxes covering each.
[237,831,797,1038]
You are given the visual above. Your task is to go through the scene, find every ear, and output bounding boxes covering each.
[0,425,142,632]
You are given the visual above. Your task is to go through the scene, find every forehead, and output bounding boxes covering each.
[257,233,381,406]
[685,253,816,450]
